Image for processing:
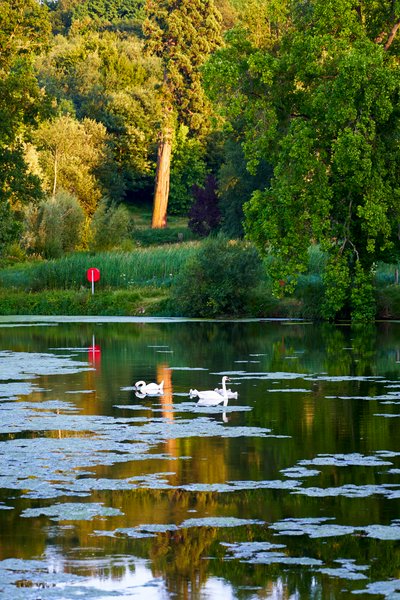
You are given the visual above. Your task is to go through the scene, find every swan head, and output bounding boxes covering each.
[135,380,146,390]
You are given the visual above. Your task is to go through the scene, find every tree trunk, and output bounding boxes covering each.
[152,127,172,229]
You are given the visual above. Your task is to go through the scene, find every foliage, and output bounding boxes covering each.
[0,202,23,257]
[206,0,400,321]
[170,236,264,317]
[36,30,162,202]
[188,175,221,238]
[72,0,145,29]
[218,140,272,238]
[143,0,223,135]
[321,255,351,321]
[34,114,108,215]
[44,0,144,35]
[22,191,85,258]
[90,199,134,251]
[350,261,376,323]
[168,125,208,215]
[0,0,51,252]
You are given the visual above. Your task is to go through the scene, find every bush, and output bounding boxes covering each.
[170,236,264,317]
[90,199,134,250]
[22,191,85,258]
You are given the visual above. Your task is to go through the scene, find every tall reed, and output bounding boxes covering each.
[0,244,200,291]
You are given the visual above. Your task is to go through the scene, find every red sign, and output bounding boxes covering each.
[87,268,100,283]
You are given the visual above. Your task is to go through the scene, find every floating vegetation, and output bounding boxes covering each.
[94,518,264,540]
[319,559,369,581]
[298,453,393,467]
[352,579,400,597]
[22,502,123,521]
[292,484,400,499]
[0,350,92,381]
[280,466,320,478]
[363,523,400,540]
[270,517,359,538]
[180,479,302,493]
[222,540,322,566]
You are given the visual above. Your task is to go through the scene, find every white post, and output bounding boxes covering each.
[91,271,95,295]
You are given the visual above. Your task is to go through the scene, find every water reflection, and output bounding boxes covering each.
[0,318,399,598]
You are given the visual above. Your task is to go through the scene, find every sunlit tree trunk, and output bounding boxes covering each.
[152,126,172,229]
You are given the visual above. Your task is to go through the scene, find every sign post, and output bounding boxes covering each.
[86,267,100,295]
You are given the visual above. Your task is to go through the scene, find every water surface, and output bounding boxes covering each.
[0,317,399,598]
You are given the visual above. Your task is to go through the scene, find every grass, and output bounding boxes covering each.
[0,288,169,316]
[0,243,200,291]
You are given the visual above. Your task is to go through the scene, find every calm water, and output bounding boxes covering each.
[0,316,399,599]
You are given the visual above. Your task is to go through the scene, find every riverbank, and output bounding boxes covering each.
[1,284,400,319]
[1,243,400,320]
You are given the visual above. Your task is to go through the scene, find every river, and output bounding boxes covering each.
[0,316,399,599]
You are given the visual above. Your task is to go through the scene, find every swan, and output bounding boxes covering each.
[191,376,230,406]
[135,380,164,395]
[214,386,238,399]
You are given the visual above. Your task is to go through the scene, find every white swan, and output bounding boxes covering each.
[135,380,164,395]
[214,386,238,400]
[191,376,230,406]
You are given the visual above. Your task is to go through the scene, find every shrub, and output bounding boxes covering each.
[170,236,264,317]
[22,191,85,258]
[90,199,134,250]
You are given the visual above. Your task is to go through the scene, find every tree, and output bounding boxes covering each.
[206,0,400,320]
[36,30,162,202]
[143,0,222,228]
[34,114,108,215]
[0,0,51,252]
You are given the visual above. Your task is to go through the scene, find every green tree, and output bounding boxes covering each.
[36,30,162,202]
[34,114,108,215]
[0,0,51,253]
[143,0,222,228]
[207,0,400,321]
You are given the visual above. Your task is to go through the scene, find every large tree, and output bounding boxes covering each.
[206,0,400,320]
[0,0,50,252]
[36,30,162,202]
[143,0,222,228]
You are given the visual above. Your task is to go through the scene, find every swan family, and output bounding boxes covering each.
[190,376,232,406]
[134,375,237,406]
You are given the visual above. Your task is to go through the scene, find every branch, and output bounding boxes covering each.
[384,18,400,50]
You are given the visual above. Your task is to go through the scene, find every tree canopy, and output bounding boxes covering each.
[0,0,51,251]
[206,0,400,319]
